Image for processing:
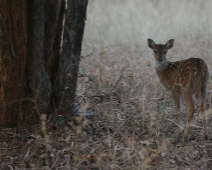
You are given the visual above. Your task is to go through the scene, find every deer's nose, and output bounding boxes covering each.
[157,57,163,61]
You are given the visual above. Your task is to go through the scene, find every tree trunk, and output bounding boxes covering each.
[47,0,66,114]
[53,0,88,116]
[0,0,88,127]
[0,1,27,126]
[25,0,52,122]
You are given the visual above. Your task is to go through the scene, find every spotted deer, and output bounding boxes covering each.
[147,39,209,140]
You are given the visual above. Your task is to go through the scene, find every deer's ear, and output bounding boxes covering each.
[147,39,155,49]
[165,39,174,49]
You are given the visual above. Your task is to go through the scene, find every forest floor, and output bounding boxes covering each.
[0,95,212,170]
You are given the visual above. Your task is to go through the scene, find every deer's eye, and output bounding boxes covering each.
[154,51,157,54]
[164,51,167,54]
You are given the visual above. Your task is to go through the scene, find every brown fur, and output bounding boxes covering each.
[147,39,209,140]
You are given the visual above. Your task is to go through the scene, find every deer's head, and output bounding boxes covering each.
[147,39,174,69]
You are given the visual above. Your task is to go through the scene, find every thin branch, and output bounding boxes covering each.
[81,46,95,59]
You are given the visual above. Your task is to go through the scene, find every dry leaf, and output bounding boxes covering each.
[140,140,151,147]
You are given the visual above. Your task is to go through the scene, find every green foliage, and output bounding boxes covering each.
[56,115,64,126]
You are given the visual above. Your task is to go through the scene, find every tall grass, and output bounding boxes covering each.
[80,0,212,98]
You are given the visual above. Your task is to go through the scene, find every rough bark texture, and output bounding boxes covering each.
[0,0,88,126]
[25,0,51,117]
[44,0,62,65]
[47,0,66,114]
[0,1,27,126]
[53,0,88,116]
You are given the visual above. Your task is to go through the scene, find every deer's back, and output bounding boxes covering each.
[156,58,208,94]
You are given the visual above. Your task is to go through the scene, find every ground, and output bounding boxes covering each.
[0,96,212,169]
[1,0,212,169]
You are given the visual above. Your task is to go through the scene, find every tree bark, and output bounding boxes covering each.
[53,0,88,116]
[47,0,66,114]
[0,0,88,127]
[44,0,62,65]
[25,0,51,121]
[0,0,27,126]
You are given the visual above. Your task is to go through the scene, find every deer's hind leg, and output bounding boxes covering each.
[199,92,207,139]
[182,88,195,140]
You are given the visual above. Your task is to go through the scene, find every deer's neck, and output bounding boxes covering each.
[154,60,168,70]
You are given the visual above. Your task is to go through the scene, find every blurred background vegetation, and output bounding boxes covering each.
[83,0,212,50]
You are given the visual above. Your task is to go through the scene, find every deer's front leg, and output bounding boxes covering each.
[172,91,184,135]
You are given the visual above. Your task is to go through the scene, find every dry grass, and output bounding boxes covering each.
[1,0,212,169]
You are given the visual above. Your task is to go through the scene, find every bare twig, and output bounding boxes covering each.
[81,46,95,59]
